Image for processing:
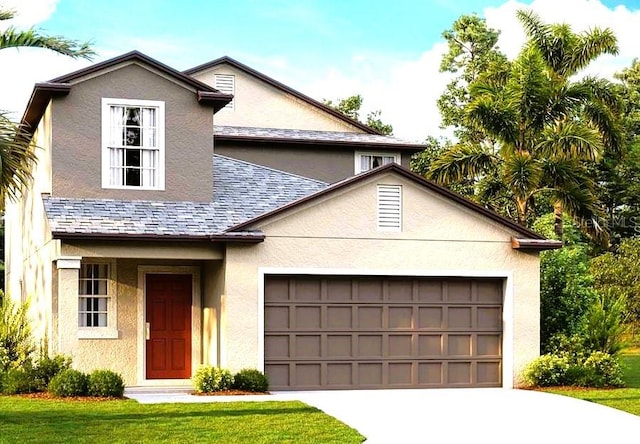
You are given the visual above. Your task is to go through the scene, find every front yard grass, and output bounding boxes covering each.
[0,397,365,444]
[541,353,640,416]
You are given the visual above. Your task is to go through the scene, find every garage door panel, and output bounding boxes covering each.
[327,280,353,301]
[419,307,443,328]
[357,306,383,328]
[357,280,383,301]
[327,363,353,386]
[327,306,352,328]
[293,279,321,301]
[265,276,503,390]
[478,307,502,329]
[295,335,321,358]
[448,307,472,328]
[265,306,289,329]
[388,280,413,302]
[327,335,352,357]
[358,335,383,357]
[419,334,443,356]
[358,363,383,385]
[389,306,413,328]
[265,335,290,358]
[295,306,321,329]
[388,335,413,357]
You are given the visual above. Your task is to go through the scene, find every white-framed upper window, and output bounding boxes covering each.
[101,98,165,190]
[377,184,402,232]
[355,151,399,174]
[214,74,235,110]
[78,261,118,339]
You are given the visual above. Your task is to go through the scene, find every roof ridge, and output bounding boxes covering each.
[213,154,328,185]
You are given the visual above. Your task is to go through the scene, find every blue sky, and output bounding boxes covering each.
[2,0,640,141]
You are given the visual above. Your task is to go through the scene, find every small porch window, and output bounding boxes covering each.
[78,262,118,339]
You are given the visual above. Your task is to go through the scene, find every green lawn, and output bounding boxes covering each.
[0,398,365,444]
[542,353,640,416]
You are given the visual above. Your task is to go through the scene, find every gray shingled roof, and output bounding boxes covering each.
[214,125,423,147]
[43,155,328,238]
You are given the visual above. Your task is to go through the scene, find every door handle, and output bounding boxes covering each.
[146,322,151,340]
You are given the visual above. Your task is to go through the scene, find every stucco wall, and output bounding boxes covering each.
[192,64,363,132]
[221,173,541,387]
[215,143,413,183]
[51,62,214,202]
[5,102,58,352]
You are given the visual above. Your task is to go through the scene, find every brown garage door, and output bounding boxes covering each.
[264,275,503,390]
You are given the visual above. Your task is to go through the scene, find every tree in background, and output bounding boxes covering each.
[0,8,94,207]
[427,11,622,242]
[324,94,393,135]
[438,13,507,144]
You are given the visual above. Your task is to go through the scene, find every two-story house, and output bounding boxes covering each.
[5,51,559,390]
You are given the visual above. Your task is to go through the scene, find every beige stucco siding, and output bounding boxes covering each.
[221,173,541,386]
[192,64,363,132]
[51,62,214,202]
[5,102,58,352]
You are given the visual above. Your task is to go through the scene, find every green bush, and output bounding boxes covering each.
[87,370,125,397]
[1,366,37,394]
[233,368,269,392]
[48,369,87,397]
[192,366,233,393]
[32,354,72,391]
[522,354,570,387]
[0,295,34,371]
[582,290,630,355]
[583,351,625,388]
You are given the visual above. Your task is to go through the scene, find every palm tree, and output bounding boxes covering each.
[0,8,94,206]
[428,11,622,242]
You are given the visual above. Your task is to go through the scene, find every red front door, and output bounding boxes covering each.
[146,274,192,379]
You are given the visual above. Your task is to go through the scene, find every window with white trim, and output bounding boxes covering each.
[101,98,165,190]
[214,74,235,110]
[377,184,402,231]
[79,263,109,327]
[78,262,118,338]
[355,151,399,174]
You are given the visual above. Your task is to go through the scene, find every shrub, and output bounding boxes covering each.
[582,290,630,356]
[48,369,87,397]
[32,354,72,391]
[582,351,625,388]
[233,368,269,392]
[1,366,37,394]
[0,295,34,371]
[522,354,570,387]
[192,366,233,393]
[87,370,125,397]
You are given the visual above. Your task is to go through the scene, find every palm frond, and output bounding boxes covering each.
[0,8,15,21]
[0,112,37,207]
[0,27,95,60]
[537,121,603,161]
[502,151,542,201]
[427,143,497,185]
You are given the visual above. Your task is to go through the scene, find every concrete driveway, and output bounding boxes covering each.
[274,388,640,443]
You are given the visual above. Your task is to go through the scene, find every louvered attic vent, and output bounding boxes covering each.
[214,74,235,110]
[377,185,402,231]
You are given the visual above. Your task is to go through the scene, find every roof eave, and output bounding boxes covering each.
[213,134,424,151]
[21,82,71,135]
[198,91,234,113]
[51,231,263,243]
[511,237,563,251]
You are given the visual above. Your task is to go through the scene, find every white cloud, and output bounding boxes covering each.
[291,0,640,142]
[0,0,58,29]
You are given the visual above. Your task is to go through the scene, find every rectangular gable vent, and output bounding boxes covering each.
[214,74,235,110]
[377,185,401,231]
